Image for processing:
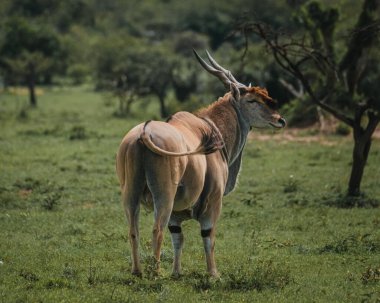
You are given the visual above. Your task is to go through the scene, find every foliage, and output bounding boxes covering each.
[0,0,312,113]
[281,98,318,127]
[0,17,64,105]
[94,36,176,117]
[0,17,63,83]
[361,266,380,284]
[335,122,351,136]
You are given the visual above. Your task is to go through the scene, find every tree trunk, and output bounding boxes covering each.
[118,94,125,115]
[27,64,37,107]
[158,95,167,118]
[125,94,134,116]
[348,113,379,196]
[348,131,371,196]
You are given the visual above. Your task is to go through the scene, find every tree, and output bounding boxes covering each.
[242,0,380,196]
[171,31,207,102]
[94,36,175,118]
[0,18,63,106]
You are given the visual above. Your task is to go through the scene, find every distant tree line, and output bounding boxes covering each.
[0,0,299,109]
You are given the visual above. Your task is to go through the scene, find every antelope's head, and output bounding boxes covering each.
[193,50,286,129]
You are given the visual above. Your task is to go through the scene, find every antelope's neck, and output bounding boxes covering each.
[198,97,250,164]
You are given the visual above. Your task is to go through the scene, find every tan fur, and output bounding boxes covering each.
[197,94,240,160]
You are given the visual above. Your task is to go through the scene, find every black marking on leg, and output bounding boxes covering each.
[201,228,212,238]
[168,225,182,234]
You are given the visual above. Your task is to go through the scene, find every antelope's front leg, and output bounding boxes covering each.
[201,226,219,277]
[199,202,221,278]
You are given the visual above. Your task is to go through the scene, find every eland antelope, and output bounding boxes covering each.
[116,50,286,277]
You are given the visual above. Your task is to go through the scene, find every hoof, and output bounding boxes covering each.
[171,272,182,279]
[208,271,220,279]
[131,270,143,278]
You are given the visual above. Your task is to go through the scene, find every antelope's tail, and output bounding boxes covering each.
[139,120,224,157]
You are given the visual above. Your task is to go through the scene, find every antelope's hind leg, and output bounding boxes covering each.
[123,190,142,276]
[119,142,146,276]
[150,198,176,274]
[168,213,187,278]
[147,165,178,274]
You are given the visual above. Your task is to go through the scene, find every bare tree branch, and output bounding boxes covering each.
[243,22,356,127]
[279,78,304,99]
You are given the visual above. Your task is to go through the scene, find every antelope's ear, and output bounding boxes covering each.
[230,83,248,102]
[230,83,240,102]
[239,86,248,96]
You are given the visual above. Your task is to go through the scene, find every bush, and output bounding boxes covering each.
[69,125,87,140]
[190,259,291,292]
[66,64,89,85]
[281,99,318,127]
[335,122,351,136]
[361,266,380,284]
[223,260,291,291]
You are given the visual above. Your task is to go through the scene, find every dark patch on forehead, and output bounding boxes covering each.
[247,86,277,109]
[262,96,277,110]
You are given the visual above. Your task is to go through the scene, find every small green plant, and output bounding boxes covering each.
[144,255,161,279]
[318,234,379,254]
[14,177,41,191]
[223,209,241,218]
[191,274,215,292]
[133,281,164,293]
[19,270,39,282]
[62,263,78,280]
[17,107,28,120]
[283,175,299,193]
[45,278,72,289]
[323,192,379,208]
[69,125,87,140]
[241,197,257,206]
[191,260,291,293]
[335,122,351,136]
[223,260,291,291]
[41,192,61,210]
[361,266,380,284]
[87,258,98,286]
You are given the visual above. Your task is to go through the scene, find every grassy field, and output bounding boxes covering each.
[1,87,379,302]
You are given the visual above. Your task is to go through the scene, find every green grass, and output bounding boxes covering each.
[1,87,379,302]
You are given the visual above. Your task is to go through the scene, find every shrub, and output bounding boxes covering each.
[335,122,351,136]
[223,260,291,291]
[361,266,380,284]
[69,125,87,140]
[41,192,61,210]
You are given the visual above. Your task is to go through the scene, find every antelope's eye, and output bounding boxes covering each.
[247,99,258,103]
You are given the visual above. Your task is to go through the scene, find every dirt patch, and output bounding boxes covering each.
[249,128,337,145]
[249,126,380,145]
[18,189,32,199]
